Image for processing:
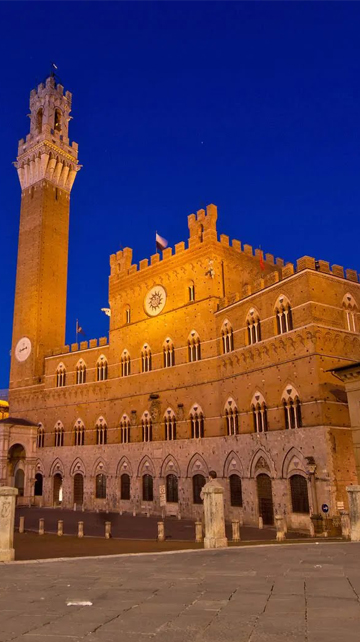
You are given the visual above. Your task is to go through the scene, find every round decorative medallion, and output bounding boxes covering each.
[15,337,32,362]
[144,285,167,317]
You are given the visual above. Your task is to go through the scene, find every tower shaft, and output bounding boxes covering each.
[10,75,80,388]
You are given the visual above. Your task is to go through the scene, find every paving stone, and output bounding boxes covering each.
[1,543,360,642]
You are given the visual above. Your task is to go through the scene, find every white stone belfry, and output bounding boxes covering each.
[346,485,360,541]
[0,487,18,561]
[201,477,228,549]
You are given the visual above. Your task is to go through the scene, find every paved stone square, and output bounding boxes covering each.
[1,542,360,641]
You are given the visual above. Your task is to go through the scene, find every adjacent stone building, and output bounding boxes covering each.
[2,75,360,529]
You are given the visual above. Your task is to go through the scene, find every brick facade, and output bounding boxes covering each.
[3,76,360,530]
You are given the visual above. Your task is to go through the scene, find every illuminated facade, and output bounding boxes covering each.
[3,76,360,528]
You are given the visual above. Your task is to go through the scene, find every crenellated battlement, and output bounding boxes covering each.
[109,205,359,302]
[45,336,109,359]
[109,203,286,279]
[218,254,360,310]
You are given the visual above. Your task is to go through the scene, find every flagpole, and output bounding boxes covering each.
[76,319,78,344]
[155,230,158,255]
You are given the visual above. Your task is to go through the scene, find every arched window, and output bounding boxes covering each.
[54,421,64,447]
[164,408,176,440]
[246,308,261,345]
[193,474,206,504]
[74,419,85,446]
[230,474,243,507]
[188,281,195,302]
[343,294,358,333]
[142,474,153,501]
[163,338,175,367]
[166,474,178,503]
[290,475,309,514]
[96,417,107,445]
[34,472,43,496]
[190,404,204,439]
[121,350,131,377]
[275,296,293,334]
[224,398,239,435]
[95,473,106,499]
[56,363,66,387]
[120,414,130,444]
[221,320,234,354]
[121,473,131,500]
[251,392,268,433]
[97,355,108,381]
[76,359,86,385]
[282,386,302,430]
[37,108,43,134]
[142,411,152,442]
[188,331,201,362]
[141,344,152,372]
[125,306,131,324]
[54,108,62,132]
[37,423,45,448]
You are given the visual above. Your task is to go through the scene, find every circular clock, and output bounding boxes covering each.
[144,285,167,317]
[15,337,32,362]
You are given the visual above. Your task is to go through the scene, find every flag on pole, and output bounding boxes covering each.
[156,232,168,252]
[76,320,85,337]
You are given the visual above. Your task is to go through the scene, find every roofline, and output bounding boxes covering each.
[215,268,360,315]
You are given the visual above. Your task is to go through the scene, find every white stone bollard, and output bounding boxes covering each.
[133,509,136,517]
[39,518,44,535]
[57,520,63,536]
[0,487,18,561]
[105,521,111,539]
[195,521,203,543]
[232,519,241,542]
[309,518,315,537]
[73,503,77,511]
[157,521,165,542]
[78,521,84,538]
[201,476,228,549]
[340,511,351,540]
[275,515,286,542]
[19,516,25,534]
[347,486,360,541]
[258,516,263,530]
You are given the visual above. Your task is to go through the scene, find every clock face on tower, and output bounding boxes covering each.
[144,285,167,317]
[15,337,32,362]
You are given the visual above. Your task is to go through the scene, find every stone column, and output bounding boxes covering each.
[275,515,286,541]
[201,479,228,549]
[0,487,18,562]
[340,511,351,540]
[346,486,360,541]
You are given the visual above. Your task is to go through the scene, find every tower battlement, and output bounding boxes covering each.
[15,75,80,193]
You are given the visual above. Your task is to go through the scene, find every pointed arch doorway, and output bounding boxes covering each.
[73,473,84,507]
[256,474,274,525]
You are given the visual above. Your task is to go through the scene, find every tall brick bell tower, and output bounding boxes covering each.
[10,74,80,391]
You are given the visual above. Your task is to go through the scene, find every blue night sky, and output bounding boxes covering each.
[1,2,360,388]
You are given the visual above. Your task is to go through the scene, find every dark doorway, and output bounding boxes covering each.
[15,469,24,497]
[256,474,274,525]
[73,473,84,506]
[34,473,43,496]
